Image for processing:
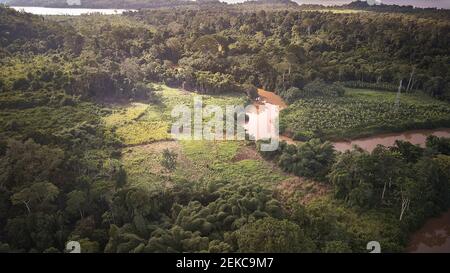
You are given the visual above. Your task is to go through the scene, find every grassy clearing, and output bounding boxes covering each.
[103,102,171,145]
[103,103,149,127]
[121,141,180,191]
[121,139,288,192]
[280,88,450,140]
[115,121,171,145]
[142,85,248,122]
[179,140,287,186]
[103,85,247,146]
[180,140,241,165]
[212,159,286,186]
[114,85,326,210]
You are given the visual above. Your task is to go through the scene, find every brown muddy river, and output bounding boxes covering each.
[244,89,285,141]
[333,128,450,152]
[407,210,450,253]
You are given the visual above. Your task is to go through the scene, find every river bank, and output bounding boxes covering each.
[333,128,450,152]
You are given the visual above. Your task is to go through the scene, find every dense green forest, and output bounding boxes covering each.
[0,3,449,253]
[124,6,450,98]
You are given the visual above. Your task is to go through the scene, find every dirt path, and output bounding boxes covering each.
[275,177,331,206]
[256,89,287,109]
[231,146,264,162]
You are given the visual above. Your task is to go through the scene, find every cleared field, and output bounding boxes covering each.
[280,88,450,140]
[102,85,247,146]
[122,140,286,187]
[114,87,299,199]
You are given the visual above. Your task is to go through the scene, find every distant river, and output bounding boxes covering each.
[11,6,135,15]
[333,128,450,152]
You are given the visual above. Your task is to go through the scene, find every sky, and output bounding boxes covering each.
[220,0,450,9]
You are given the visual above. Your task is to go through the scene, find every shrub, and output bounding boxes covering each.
[161,149,177,171]
[302,79,345,98]
[12,78,30,91]
[280,87,302,104]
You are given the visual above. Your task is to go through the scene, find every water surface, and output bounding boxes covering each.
[11,6,134,15]
[244,89,284,141]
[333,129,450,152]
[407,210,450,253]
